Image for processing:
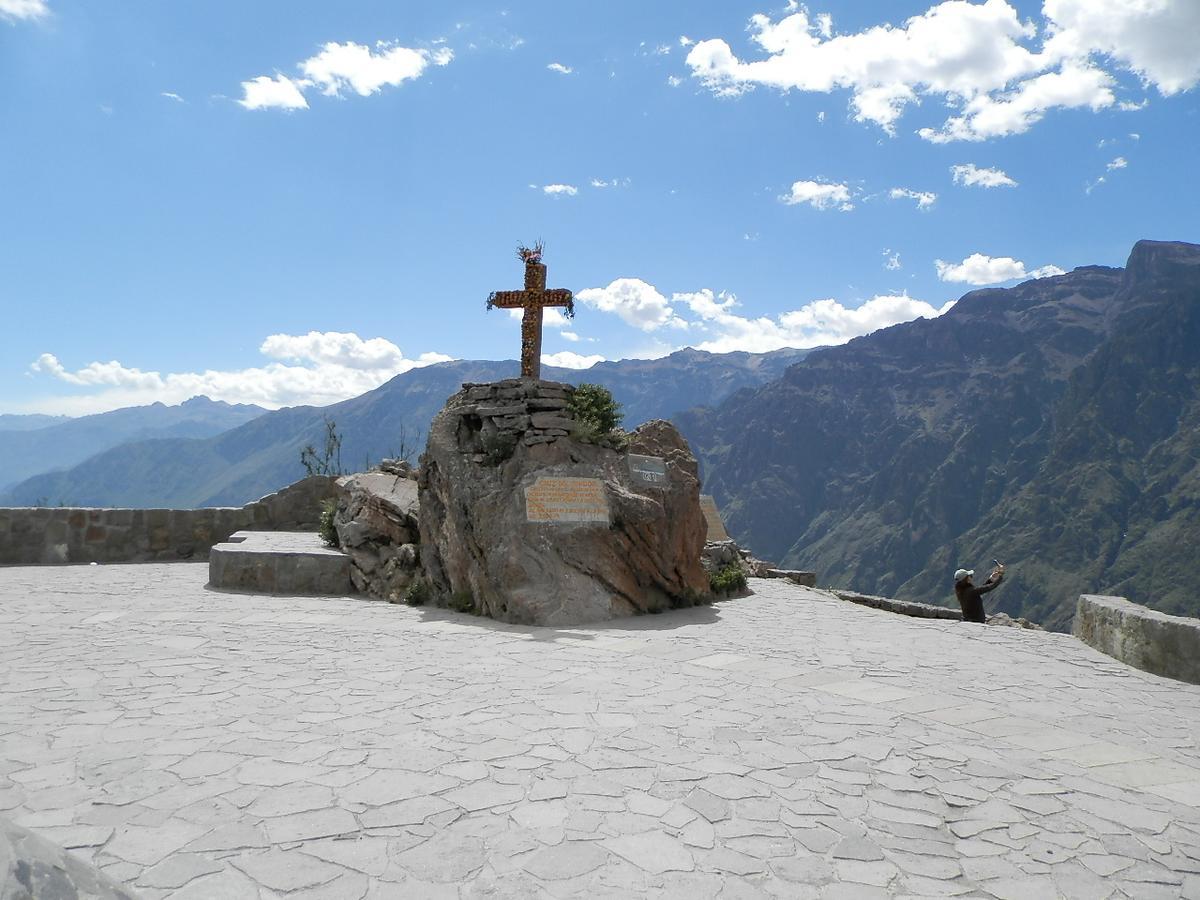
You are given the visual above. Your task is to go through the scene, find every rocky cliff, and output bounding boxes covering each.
[679,240,1200,630]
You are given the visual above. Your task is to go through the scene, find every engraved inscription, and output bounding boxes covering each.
[525,477,610,523]
[699,494,731,542]
[628,454,668,487]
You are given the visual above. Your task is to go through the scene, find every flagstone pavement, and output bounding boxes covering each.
[2,564,1199,899]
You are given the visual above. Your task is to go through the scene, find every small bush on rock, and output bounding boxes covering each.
[709,563,747,596]
[318,498,339,548]
[568,384,623,437]
[403,578,430,606]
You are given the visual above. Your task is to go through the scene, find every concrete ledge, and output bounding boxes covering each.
[1073,594,1200,684]
[833,590,963,621]
[209,531,353,596]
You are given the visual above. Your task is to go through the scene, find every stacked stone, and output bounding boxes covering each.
[456,378,577,456]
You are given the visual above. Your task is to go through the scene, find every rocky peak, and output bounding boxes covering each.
[1123,239,1200,288]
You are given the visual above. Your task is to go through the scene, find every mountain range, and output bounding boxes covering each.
[677,240,1200,629]
[0,348,808,509]
[0,397,268,493]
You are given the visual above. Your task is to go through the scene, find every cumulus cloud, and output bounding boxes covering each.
[542,351,604,369]
[685,0,1199,141]
[884,250,902,270]
[1107,155,1128,170]
[951,163,1017,188]
[0,0,48,21]
[239,41,451,111]
[935,253,1066,285]
[238,74,309,111]
[575,278,952,354]
[27,332,453,415]
[889,187,937,209]
[541,183,578,196]
[576,279,689,331]
[681,290,953,353]
[547,62,573,74]
[781,180,853,210]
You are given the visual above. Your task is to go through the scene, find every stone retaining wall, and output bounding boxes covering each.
[833,589,963,620]
[456,378,577,457]
[1073,594,1200,684]
[0,476,337,566]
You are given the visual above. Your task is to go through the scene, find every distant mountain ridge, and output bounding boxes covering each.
[0,348,810,508]
[677,240,1200,629]
[0,396,269,492]
[0,413,70,432]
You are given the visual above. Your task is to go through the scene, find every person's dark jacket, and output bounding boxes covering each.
[955,572,1003,623]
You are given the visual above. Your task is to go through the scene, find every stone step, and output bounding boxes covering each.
[208,531,353,596]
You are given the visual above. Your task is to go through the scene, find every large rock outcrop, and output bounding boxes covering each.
[418,379,710,624]
[333,461,422,600]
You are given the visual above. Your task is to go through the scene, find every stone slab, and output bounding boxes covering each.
[208,531,352,596]
[834,589,962,620]
[698,495,730,542]
[1074,593,1200,684]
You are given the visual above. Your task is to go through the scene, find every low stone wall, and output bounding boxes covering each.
[1074,594,1200,685]
[0,476,337,566]
[833,590,963,620]
[457,378,577,455]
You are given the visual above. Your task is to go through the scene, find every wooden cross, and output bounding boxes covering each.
[487,247,574,380]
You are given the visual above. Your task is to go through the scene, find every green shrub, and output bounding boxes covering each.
[318,498,339,548]
[568,384,623,436]
[709,563,747,596]
[448,590,475,614]
[403,578,430,606]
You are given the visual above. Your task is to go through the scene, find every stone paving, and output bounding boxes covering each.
[2,564,1199,899]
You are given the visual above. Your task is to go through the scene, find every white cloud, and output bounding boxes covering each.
[301,41,450,97]
[1042,0,1200,96]
[679,36,694,47]
[576,279,689,331]
[238,74,309,111]
[884,250,902,270]
[27,332,453,415]
[542,351,604,369]
[667,75,684,87]
[935,253,1066,285]
[560,331,581,342]
[681,289,953,353]
[590,177,630,189]
[0,0,47,21]
[1107,155,1128,170]
[951,163,1017,188]
[578,279,952,353]
[547,62,573,74]
[917,61,1115,142]
[505,308,572,329]
[542,183,578,196]
[685,0,1200,141]
[161,91,185,103]
[889,187,937,209]
[239,41,451,111]
[781,179,853,210]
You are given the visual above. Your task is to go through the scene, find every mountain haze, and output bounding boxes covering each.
[1,348,809,508]
[679,240,1200,629]
[0,396,268,491]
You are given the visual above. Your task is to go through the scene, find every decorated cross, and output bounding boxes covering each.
[487,243,574,380]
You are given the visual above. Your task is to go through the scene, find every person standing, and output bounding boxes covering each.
[954,563,1004,623]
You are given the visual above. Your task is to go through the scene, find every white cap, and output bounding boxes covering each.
[954,568,974,583]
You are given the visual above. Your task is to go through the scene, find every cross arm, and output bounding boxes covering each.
[487,289,576,317]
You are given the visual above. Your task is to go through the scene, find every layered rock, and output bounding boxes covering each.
[418,380,710,624]
[333,461,421,600]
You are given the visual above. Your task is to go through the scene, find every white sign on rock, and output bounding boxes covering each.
[628,454,668,487]
[525,477,610,523]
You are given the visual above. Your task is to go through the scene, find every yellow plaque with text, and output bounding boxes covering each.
[525,477,610,523]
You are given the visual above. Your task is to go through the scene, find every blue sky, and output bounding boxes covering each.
[2,0,1197,415]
